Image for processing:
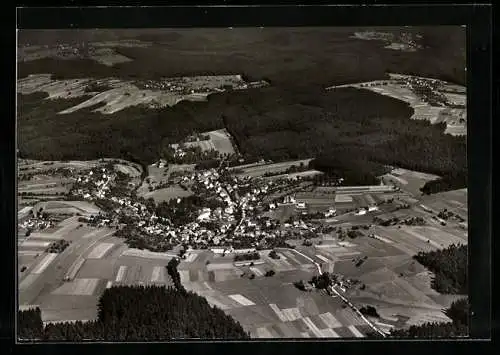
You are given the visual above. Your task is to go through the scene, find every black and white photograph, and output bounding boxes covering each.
[16,24,472,341]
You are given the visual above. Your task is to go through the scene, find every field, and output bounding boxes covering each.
[298,235,457,328]
[293,184,404,213]
[33,200,101,216]
[136,163,195,198]
[114,163,141,177]
[142,185,194,204]
[419,188,468,219]
[175,129,237,156]
[175,249,375,338]
[18,218,177,322]
[328,74,467,136]
[381,168,441,196]
[207,129,237,155]
[263,170,324,181]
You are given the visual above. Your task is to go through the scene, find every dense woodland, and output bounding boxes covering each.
[18,285,250,341]
[18,28,466,194]
[413,244,467,294]
[18,84,466,191]
[389,298,468,338]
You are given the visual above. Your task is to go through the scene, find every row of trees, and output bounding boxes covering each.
[233,252,260,262]
[166,258,185,293]
[45,239,70,253]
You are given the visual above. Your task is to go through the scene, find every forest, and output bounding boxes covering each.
[18,85,466,192]
[413,243,467,294]
[18,285,250,341]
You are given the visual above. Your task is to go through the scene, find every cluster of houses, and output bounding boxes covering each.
[19,217,54,232]
[140,79,245,95]
[399,76,449,106]
[62,158,379,254]
[71,166,116,200]
[329,273,361,293]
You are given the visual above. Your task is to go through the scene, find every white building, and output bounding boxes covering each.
[296,202,306,209]
[211,248,226,254]
[197,211,211,221]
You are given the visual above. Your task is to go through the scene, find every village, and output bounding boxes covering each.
[17,137,469,339]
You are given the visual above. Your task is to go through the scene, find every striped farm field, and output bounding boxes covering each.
[87,243,114,259]
[52,278,100,296]
[250,266,264,277]
[19,273,40,291]
[206,263,237,271]
[25,232,64,240]
[183,253,198,263]
[18,250,40,256]
[65,257,86,281]
[32,253,58,274]
[121,248,175,260]
[347,325,365,338]
[151,266,166,283]
[203,295,231,310]
[335,194,353,203]
[315,254,330,263]
[318,312,343,328]
[20,240,51,248]
[255,327,275,338]
[280,307,302,322]
[115,266,127,282]
[228,294,256,306]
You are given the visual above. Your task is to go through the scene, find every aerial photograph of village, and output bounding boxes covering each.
[17,27,468,341]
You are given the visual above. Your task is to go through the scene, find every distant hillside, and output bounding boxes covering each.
[18,27,465,86]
